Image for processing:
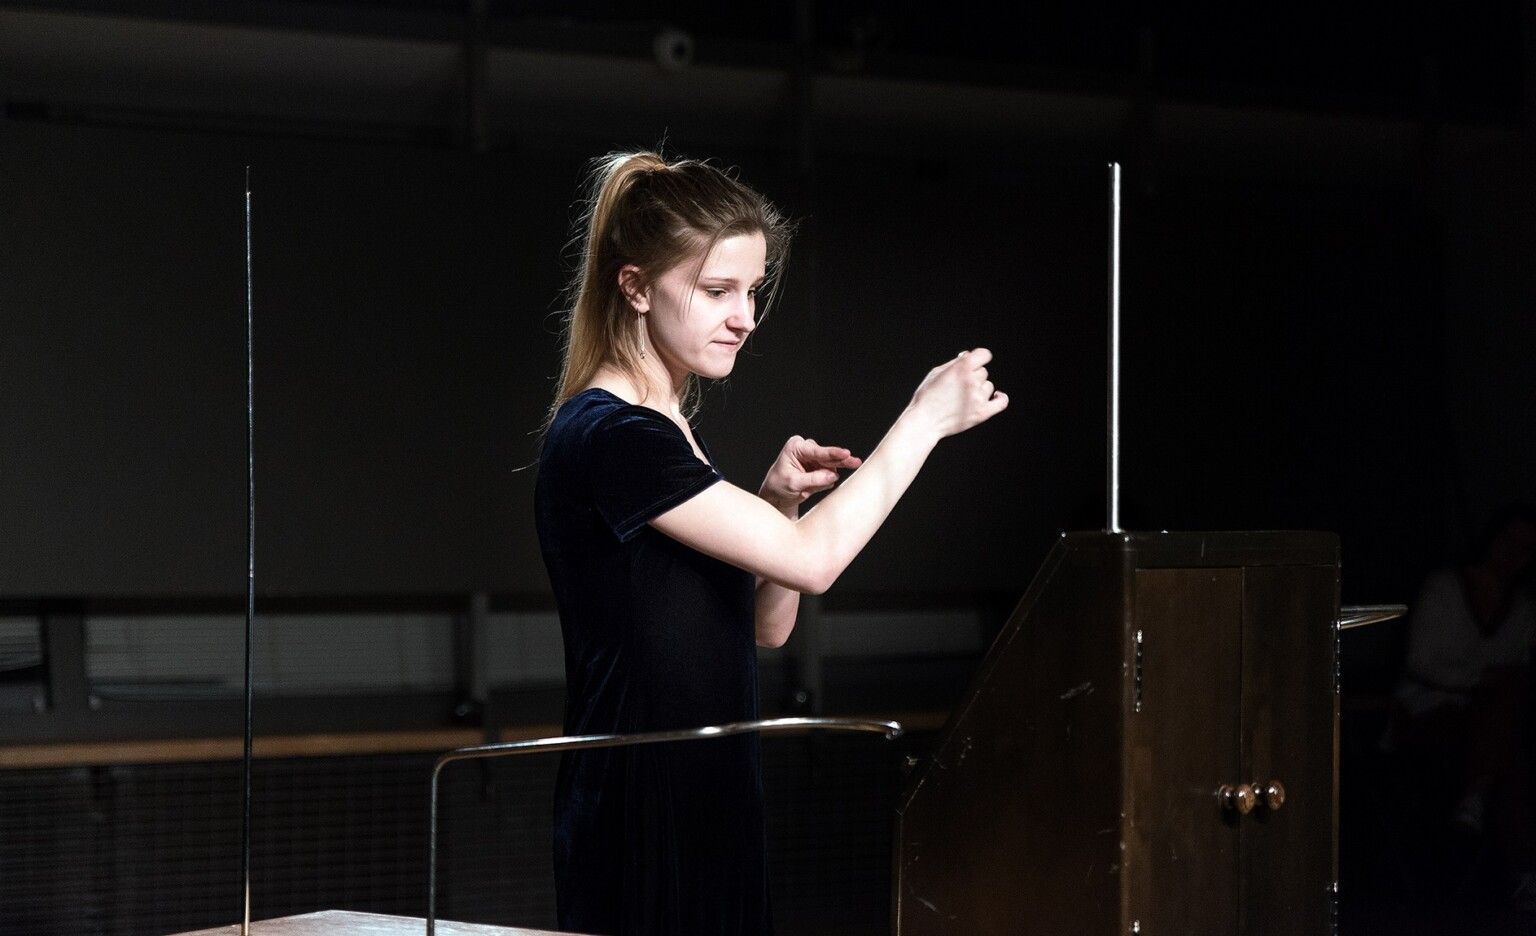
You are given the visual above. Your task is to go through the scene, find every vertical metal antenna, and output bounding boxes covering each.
[1107,162,1122,534]
[241,166,255,936]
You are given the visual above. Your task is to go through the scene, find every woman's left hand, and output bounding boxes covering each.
[759,436,862,513]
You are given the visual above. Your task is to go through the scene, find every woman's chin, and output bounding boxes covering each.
[698,360,736,380]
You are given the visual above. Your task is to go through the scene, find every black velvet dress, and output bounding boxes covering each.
[533,388,771,936]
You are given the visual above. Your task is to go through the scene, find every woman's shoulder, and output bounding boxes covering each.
[540,389,623,470]
[545,388,693,467]
[560,388,680,437]
[549,388,630,440]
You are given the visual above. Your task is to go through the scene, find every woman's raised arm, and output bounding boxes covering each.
[648,347,1008,594]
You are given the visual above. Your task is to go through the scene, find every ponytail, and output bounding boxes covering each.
[538,148,796,440]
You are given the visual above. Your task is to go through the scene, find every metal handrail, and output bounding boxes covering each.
[426,716,904,935]
[1338,604,1408,630]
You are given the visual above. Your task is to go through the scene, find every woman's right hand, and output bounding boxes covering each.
[648,346,1006,598]
[906,347,1010,440]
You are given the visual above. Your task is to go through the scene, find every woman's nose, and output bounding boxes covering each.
[728,299,755,331]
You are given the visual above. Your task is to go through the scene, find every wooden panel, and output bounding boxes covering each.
[1069,531,1339,569]
[894,537,1125,935]
[1240,564,1338,936]
[1125,568,1242,936]
[0,728,489,768]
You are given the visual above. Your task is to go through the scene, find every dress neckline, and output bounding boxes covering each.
[576,387,717,472]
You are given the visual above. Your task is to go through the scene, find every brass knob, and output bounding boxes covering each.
[1219,783,1257,815]
[1262,780,1286,811]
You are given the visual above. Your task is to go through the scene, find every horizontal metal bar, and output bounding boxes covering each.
[1338,604,1408,630]
[433,715,902,771]
[427,716,903,936]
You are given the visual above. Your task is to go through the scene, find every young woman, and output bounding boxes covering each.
[533,149,1008,935]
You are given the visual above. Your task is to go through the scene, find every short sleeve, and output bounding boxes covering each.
[586,407,722,543]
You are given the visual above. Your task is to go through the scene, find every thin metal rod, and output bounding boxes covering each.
[1338,604,1407,630]
[1106,161,1122,533]
[240,166,255,936]
[426,716,902,936]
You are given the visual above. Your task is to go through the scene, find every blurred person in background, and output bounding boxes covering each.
[1386,503,1536,906]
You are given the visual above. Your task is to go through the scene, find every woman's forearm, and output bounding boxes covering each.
[795,405,941,594]
[756,501,801,646]
[755,577,800,647]
[647,350,997,598]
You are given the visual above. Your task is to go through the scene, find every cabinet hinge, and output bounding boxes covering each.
[1133,629,1144,713]
[1333,615,1342,695]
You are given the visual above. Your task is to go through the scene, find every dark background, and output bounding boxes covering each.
[1,2,1530,604]
[0,2,1533,935]
[1,127,1113,597]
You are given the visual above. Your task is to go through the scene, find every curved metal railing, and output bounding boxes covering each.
[426,715,904,935]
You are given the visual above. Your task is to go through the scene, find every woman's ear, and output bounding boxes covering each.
[618,264,649,313]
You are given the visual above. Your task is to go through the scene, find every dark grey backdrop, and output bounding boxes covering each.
[3,119,1532,602]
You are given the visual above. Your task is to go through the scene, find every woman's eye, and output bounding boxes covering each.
[704,287,756,299]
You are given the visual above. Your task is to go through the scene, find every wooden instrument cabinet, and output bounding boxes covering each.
[894,531,1340,935]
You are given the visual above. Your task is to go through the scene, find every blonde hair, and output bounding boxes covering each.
[540,149,796,436]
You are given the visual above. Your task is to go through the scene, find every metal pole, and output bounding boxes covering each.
[425,716,903,935]
[1106,162,1122,534]
[240,167,255,936]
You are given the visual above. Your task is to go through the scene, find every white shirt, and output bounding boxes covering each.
[1393,567,1536,717]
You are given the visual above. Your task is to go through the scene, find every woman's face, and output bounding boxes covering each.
[624,231,767,382]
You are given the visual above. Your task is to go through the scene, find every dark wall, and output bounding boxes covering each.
[2,120,1531,602]
[1122,176,1448,599]
[1441,137,1536,533]
[3,122,574,596]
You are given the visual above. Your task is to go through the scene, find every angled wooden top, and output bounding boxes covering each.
[170,909,583,936]
[1060,529,1340,567]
